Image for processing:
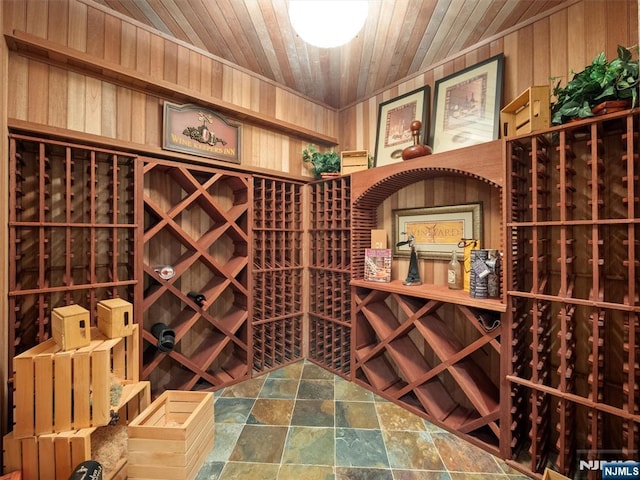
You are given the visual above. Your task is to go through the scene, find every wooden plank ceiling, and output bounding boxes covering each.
[91,0,570,109]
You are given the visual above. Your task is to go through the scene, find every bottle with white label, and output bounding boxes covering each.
[447,249,463,290]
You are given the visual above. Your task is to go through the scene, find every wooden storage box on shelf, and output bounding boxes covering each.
[500,86,550,137]
[12,325,139,439]
[51,305,90,351]
[97,298,134,338]
[341,150,369,175]
[127,391,214,480]
[3,381,151,480]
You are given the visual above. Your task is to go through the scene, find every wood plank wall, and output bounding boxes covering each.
[338,0,638,293]
[0,0,638,434]
[339,0,638,153]
[0,0,9,437]
[2,0,338,178]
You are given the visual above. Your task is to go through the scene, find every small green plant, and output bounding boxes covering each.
[551,45,639,125]
[302,144,341,177]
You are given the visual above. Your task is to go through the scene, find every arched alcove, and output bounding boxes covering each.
[350,140,503,279]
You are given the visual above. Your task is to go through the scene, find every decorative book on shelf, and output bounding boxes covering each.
[364,249,391,282]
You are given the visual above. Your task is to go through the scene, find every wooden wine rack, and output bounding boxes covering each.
[8,134,138,411]
[252,176,304,373]
[307,176,352,376]
[353,281,504,447]
[141,158,250,395]
[348,143,506,454]
[505,110,640,478]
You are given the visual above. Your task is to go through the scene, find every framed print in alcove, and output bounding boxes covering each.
[374,86,430,167]
[392,203,482,260]
[430,54,504,154]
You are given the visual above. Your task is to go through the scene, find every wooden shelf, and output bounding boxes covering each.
[6,31,338,149]
[351,279,506,312]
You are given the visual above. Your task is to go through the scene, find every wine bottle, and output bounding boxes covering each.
[187,291,206,307]
[447,250,463,290]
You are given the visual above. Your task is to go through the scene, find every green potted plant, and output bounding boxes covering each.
[302,144,341,178]
[551,45,639,125]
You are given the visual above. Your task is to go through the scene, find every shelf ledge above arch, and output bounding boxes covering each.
[351,140,503,208]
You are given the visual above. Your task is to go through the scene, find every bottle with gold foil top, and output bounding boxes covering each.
[447,249,463,290]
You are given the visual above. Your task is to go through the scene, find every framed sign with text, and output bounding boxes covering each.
[163,102,240,164]
[393,203,482,259]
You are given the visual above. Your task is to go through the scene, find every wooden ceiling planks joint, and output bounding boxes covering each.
[86,0,573,109]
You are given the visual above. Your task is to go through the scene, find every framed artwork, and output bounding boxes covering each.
[374,86,430,167]
[430,54,504,153]
[393,203,482,260]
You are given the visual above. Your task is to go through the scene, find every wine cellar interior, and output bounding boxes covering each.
[1,1,639,479]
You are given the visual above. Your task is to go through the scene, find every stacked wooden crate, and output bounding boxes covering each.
[3,301,150,480]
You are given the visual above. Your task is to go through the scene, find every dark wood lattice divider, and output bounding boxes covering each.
[252,176,304,373]
[141,158,250,395]
[307,176,352,376]
[8,133,138,423]
[505,110,640,478]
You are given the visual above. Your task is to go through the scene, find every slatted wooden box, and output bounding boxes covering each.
[12,325,139,439]
[97,298,134,338]
[51,305,91,351]
[500,85,550,137]
[341,150,369,175]
[127,391,214,480]
[3,381,151,480]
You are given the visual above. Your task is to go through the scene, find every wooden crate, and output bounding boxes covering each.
[542,468,571,480]
[341,150,369,175]
[500,85,550,137]
[127,391,214,480]
[97,298,134,338]
[4,381,151,480]
[13,326,139,439]
[51,305,90,351]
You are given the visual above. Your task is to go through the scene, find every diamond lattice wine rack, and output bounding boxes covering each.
[141,159,250,395]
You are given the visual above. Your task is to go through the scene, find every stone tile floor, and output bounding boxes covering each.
[195,360,532,480]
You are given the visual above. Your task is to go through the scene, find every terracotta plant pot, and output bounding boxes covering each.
[591,99,631,116]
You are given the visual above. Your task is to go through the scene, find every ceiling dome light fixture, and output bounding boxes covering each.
[288,0,369,48]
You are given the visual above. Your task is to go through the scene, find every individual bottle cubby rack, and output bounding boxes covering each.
[142,159,250,395]
[352,283,503,450]
[505,111,640,478]
[253,316,302,371]
[252,177,304,373]
[8,134,138,359]
[307,176,352,376]
[309,314,351,373]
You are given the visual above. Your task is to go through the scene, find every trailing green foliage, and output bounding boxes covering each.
[551,45,639,125]
[302,144,341,177]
